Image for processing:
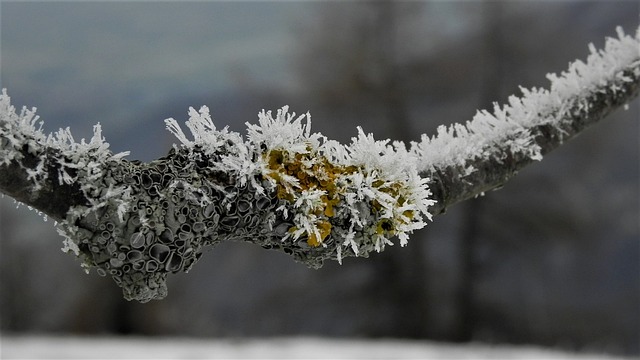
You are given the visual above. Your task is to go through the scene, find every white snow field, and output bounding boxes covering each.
[0,336,632,359]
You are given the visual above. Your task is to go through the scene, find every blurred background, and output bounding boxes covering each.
[0,1,638,357]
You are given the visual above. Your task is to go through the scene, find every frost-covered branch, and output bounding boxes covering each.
[1,27,638,302]
[419,27,640,215]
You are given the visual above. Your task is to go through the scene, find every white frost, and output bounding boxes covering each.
[412,26,640,173]
[166,104,435,256]
[0,89,132,254]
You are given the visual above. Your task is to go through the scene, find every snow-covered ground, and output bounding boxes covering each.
[0,336,632,359]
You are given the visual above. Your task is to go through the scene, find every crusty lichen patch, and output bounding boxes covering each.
[262,145,425,253]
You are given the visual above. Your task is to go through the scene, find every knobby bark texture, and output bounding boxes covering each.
[1,30,638,302]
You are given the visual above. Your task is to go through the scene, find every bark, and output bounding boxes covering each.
[424,67,640,216]
[0,145,88,221]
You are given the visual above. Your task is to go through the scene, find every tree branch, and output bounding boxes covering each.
[1,27,638,302]
[425,66,640,215]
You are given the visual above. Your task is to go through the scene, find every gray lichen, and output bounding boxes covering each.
[62,146,280,302]
[61,142,427,301]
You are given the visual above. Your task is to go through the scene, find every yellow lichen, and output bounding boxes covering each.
[376,219,394,235]
[263,146,358,246]
[308,220,332,247]
[262,145,420,248]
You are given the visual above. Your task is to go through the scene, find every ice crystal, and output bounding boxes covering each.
[0,90,129,197]
[0,90,148,296]
[165,106,254,187]
[412,27,640,173]
[167,105,435,261]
